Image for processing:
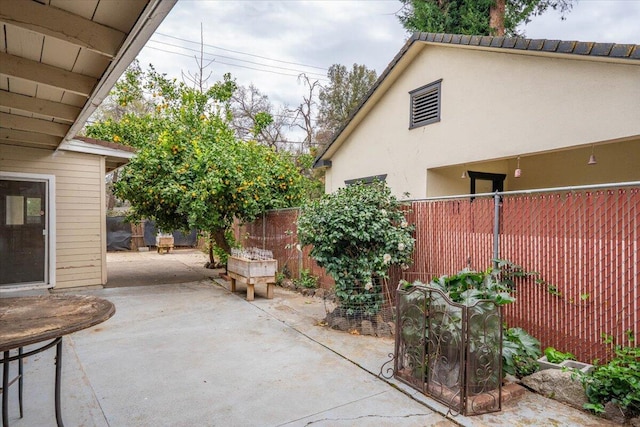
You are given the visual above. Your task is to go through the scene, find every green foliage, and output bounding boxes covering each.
[251,111,273,138]
[397,0,574,37]
[296,153,325,200]
[424,258,537,307]
[317,64,377,143]
[426,265,516,307]
[578,332,640,416]
[544,347,576,364]
[419,262,540,378]
[297,181,414,315]
[210,229,238,267]
[503,327,542,378]
[90,64,307,263]
[85,113,161,149]
[294,269,318,289]
[398,0,493,35]
[116,133,306,235]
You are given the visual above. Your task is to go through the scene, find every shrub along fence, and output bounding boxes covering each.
[234,183,639,363]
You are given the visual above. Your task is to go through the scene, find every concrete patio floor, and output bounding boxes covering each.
[2,250,615,426]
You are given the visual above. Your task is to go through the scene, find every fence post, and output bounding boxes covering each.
[262,211,266,249]
[493,192,500,268]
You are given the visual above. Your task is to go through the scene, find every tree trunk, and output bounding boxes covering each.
[212,228,231,272]
[208,234,215,265]
[106,169,119,211]
[490,0,506,36]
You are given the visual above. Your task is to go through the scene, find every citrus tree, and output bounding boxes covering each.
[87,65,306,264]
[297,181,414,315]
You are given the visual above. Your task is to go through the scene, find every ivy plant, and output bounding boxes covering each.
[578,332,640,416]
[297,181,414,315]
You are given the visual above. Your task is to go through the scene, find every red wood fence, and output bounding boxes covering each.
[236,185,639,363]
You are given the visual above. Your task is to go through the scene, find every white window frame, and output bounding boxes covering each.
[0,171,56,291]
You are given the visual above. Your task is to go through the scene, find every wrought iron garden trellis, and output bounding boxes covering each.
[382,282,502,416]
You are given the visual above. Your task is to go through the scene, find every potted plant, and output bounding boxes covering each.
[538,346,594,373]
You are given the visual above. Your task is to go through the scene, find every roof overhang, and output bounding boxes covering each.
[0,0,177,152]
[61,136,136,173]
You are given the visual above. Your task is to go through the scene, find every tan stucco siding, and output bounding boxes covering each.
[327,45,640,199]
[0,146,104,288]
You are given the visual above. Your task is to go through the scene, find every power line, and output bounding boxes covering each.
[154,32,327,71]
[143,45,329,81]
[146,39,326,78]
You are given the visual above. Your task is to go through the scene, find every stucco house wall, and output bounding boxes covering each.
[321,38,640,199]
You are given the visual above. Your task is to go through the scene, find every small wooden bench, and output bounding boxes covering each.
[228,272,274,301]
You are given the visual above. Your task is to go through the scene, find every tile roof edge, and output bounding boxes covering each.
[313,32,638,168]
[417,32,639,60]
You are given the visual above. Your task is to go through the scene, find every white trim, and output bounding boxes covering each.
[99,156,108,285]
[59,138,135,159]
[0,171,56,289]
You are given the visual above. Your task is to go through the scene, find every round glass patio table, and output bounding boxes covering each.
[0,294,115,427]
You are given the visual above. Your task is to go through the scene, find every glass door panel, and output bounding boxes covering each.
[0,179,47,286]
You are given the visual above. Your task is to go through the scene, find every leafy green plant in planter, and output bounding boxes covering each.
[503,327,542,378]
[405,261,542,380]
[297,181,414,316]
[544,347,576,364]
[577,331,640,417]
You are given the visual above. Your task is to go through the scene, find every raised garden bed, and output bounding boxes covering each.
[227,255,277,301]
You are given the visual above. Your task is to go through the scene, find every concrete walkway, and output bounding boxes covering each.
[2,250,615,426]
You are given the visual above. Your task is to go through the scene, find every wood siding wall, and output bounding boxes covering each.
[0,146,104,288]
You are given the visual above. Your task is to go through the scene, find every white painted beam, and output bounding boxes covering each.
[0,90,80,122]
[0,112,70,137]
[0,52,96,96]
[0,0,125,58]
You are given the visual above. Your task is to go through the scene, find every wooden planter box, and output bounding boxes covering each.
[155,235,174,254]
[227,256,277,301]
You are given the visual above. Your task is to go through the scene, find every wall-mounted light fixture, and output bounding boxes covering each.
[514,156,522,178]
[461,167,467,179]
[588,145,597,165]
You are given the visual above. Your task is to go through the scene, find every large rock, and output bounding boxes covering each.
[329,316,349,331]
[375,320,392,337]
[521,369,588,409]
[603,401,627,424]
[360,320,375,336]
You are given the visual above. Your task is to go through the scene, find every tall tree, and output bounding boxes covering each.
[230,84,290,151]
[291,73,322,154]
[85,65,307,265]
[316,64,377,149]
[397,0,574,36]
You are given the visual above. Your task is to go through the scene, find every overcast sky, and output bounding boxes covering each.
[136,0,640,138]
